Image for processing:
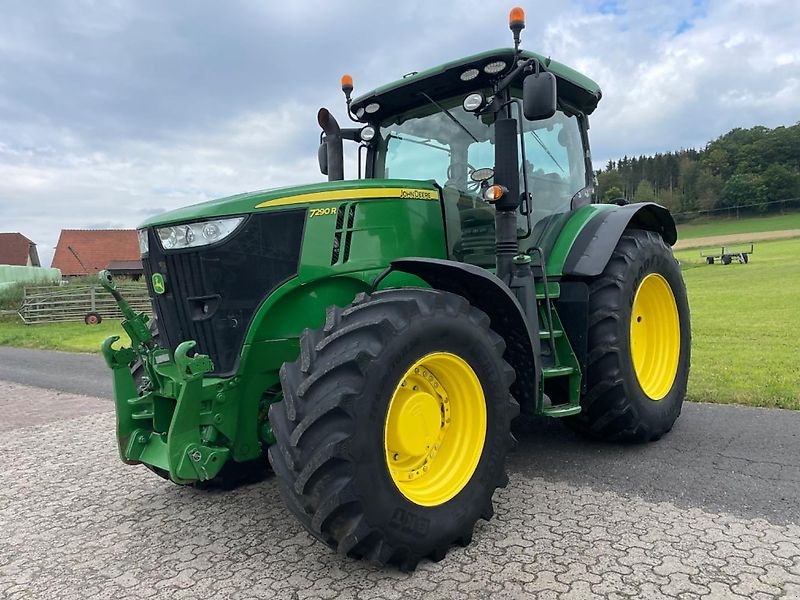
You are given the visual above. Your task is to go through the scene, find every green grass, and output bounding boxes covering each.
[0,282,25,311]
[677,212,800,239]
[675,238,800,409]
[0,317,130,353]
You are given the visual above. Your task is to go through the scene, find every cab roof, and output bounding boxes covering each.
[351,48,602,122]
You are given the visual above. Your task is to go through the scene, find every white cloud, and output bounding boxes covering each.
[0,102,327,267]
[542,0,800,164]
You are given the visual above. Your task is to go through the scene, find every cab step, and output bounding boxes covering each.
[542,365,575,379]
[540,393,582,417]
[542,404,582,417]
[539,329,564,340]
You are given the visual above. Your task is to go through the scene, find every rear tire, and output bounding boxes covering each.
[268,289,517,570]
[566,229,690,442]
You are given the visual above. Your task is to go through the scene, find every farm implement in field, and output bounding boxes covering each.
[701,243,754,265]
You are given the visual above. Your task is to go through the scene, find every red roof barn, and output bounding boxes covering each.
[51,229,141,277]
[0,232,40,266]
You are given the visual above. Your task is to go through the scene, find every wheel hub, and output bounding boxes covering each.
[630,273,681,400]
[386,390,442,457]
[384,352,485,506]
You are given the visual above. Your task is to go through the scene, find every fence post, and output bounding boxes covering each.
[90,285,96,312]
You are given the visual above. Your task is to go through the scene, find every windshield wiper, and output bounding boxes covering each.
[529,130,565,174]
[419,91,479,144]
[386,133,450,153]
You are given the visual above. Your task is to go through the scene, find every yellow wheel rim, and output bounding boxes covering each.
[384,352,486,507]
[630,273,681,400]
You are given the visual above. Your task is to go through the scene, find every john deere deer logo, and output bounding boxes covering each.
[151,273,166,295]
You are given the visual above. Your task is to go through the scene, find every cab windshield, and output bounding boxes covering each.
[372,100,588,265]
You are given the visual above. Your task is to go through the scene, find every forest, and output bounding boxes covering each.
[595,122,800,219]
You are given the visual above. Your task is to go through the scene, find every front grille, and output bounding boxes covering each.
[142,210,306,375]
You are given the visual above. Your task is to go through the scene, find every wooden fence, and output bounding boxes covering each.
[18,283,152,324]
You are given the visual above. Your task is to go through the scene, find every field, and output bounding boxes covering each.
[677,211,800,239]
[675,237,800,409]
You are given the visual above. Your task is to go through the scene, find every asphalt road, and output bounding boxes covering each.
[0,346,111,398]
[2,348,800,598]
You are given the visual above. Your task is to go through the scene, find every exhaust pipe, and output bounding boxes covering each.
[318,108,344,181]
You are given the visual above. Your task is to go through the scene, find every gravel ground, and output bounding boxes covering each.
[2,380,800,599]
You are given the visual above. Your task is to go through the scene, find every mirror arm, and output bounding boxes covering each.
[511,98,533,240]
[495,57,538,96]
[340,128,364,142]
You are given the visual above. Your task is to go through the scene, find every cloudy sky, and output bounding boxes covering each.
[1,0,798,267]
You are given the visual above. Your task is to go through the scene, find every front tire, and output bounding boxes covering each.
[268,289,517,570]
[566,229,691,442]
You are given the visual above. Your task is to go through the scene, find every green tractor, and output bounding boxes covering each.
[101,7,690,570]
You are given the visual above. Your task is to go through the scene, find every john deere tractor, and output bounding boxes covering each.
[101,7,690,570]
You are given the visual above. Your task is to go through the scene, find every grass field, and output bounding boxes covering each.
[0,317,130,353]
[0,236,798,410]
[677,212,800,239]
[676,237,800,409]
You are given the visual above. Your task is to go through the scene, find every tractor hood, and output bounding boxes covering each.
[138,179,440,228]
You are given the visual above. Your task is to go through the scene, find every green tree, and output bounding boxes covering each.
[598,121,800,216]
[602,185,625,203]
[720,173,767,211]
[634,180,656,202]
[703,148,730,178]
[679,159,700,210]
[658,188,684,213]
[761,163,800,203]
[695,171,723,211]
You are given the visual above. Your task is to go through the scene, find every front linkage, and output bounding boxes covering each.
[98,270,238,484]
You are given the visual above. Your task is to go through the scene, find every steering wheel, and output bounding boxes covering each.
[446,162,478,192]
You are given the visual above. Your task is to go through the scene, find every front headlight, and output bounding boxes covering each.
[137,229,149,256]
[156,216,245,251]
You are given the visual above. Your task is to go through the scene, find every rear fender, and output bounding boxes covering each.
[563,203,677,277]
[385,258,540,412]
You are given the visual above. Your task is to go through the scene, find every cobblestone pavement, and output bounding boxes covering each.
[2,380,800,599]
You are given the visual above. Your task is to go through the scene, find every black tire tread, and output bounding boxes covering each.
[268,289,518,570]
[566,229,689,442]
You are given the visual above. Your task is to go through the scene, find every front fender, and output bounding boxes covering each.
[386,257,540,412]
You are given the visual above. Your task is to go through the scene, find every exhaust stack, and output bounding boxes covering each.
[317,108,344,181]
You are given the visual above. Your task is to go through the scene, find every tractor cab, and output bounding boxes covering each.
[320,45,601,270]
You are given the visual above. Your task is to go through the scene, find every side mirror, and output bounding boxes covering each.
[318,139,328,176]
[522,72,557,121]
